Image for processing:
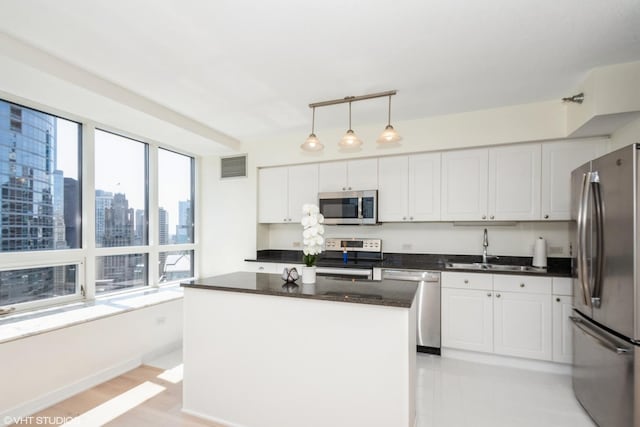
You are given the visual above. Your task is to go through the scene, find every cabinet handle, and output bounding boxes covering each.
[403,216,407,220]
[487,293,492,297]
[283,218,287,222]
[556,297,561,302]
[544,214,549,219]
[409,216,414,220]
[258,266,264,270]
[520,283,525,288]
[342,187,346,191]
[464,280,469,284]
[348,187,352,190]
[482,215,486,219]
[496,293,501,298]
[490,215,495,220]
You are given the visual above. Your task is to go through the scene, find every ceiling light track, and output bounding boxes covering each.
[301,90,401,152]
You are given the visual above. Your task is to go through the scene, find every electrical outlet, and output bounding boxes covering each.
[292,241,301,248]
[548,246,563,255]
[402,243,413,250]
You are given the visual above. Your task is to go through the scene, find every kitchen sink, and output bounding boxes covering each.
[445,262,547,273]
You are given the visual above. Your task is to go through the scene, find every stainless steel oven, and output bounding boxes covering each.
[318,190,377,225]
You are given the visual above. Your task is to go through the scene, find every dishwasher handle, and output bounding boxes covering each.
[382,269,440,282]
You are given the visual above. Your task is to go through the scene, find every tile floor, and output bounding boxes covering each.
[415,354,596,427]
[147,349,596,427]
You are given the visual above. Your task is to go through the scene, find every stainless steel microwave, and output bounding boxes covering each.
[318,190,378,225]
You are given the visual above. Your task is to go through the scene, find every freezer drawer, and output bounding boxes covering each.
[571,311,635,427]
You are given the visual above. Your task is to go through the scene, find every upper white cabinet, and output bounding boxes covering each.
[378,153,441,222]
[258,164,318,223]
[489,144,541,220]
[441,148,489,221]
[541,139,607,220]
[318,158,378,192]
[442,144,541,221]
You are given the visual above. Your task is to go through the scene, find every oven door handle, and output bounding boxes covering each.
[316,267,373,279]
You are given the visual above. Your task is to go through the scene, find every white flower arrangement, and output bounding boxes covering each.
[301,203,325,267]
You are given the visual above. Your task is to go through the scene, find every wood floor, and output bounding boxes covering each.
[27,365,222,426]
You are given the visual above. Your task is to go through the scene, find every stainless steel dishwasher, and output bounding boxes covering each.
[383,269,441,354]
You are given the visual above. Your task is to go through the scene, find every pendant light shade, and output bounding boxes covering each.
[338,102,362,149]
[301,107,324,152]
[377,95,402,144]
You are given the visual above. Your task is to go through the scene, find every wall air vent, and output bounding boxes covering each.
[220,154,247,179]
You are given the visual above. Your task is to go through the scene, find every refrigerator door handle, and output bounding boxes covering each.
[570,316,630,355]
[591,174,604,308]
[576,172,592,308]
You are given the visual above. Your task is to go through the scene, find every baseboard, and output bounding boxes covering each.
[142,340,182,365]
[182,407,250,427]
[0,357,141,427]
[441,348,572,375]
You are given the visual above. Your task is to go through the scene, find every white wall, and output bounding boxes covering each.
[0,300,183,425]
[264,221,571,258]
[610,116,640,151]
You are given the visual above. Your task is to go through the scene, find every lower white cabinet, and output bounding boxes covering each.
[442,272,560,362]
[493,291,552,361]
[551,277,573,363]
[441,288,493,353]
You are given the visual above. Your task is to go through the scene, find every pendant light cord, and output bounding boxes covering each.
[348,102,352,130]
[387,95,392,126]
[311,107,316,134]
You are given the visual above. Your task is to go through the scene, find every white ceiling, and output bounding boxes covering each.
[1,0,639,149]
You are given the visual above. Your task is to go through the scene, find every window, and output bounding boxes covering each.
[94,130,148,294]
[0,99,81,307]
[94,130,148,248]
[158,148,194,245]
[0,96,197,313]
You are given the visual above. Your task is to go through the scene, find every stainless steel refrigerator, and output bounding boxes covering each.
[570,143,639,427]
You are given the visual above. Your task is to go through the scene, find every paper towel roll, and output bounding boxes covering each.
[532,237,547,268]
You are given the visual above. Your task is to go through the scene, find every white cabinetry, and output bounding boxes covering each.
[441,144,541,221]
[318,158,378,192]
[489,143,541,220]
[258,164,318,223]
[442,272,556,362]
[441,148,489,221]
[378,153,441,222]
[552,277,573,363]
[541,139,607,220]
[492,275,552,361]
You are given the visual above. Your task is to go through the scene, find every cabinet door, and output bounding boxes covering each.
[318,161,348,192]
[288,164,319,223]
[552,295,573,363]
[378,156,409,222]
[409,152,441,221]
[441,288,493,353]
[493,291,552,361]
[488,144,541,220]
[441,148,488,221]
[347,158,378,190]
[258,167,288,223]
[541,139,608,220]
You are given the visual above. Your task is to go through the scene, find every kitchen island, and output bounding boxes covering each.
[181,272,418,427]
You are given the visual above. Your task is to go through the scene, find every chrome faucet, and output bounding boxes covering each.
[482,228,489,264]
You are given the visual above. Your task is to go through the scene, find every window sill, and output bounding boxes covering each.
[0,285,184,344]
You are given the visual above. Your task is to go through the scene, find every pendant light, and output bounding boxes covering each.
[377,95,402,144]
[338,101,362,149]
[301,107,324,152]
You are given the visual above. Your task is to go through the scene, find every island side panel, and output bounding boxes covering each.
[183,287,416,427]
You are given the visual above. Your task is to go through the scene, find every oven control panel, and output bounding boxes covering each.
[325,238,382,253]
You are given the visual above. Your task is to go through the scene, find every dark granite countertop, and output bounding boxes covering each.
[181,272,418,308]
[246,250,572,278]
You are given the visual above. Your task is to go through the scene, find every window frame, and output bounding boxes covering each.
[0,94,198,314]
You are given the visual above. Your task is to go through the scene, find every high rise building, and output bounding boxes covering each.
[64,177,80,249]
[95,189,113,245]
[159,207,169,245]
[134,209,145,246]
[175,200,192,244]
[0,101,57,252]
